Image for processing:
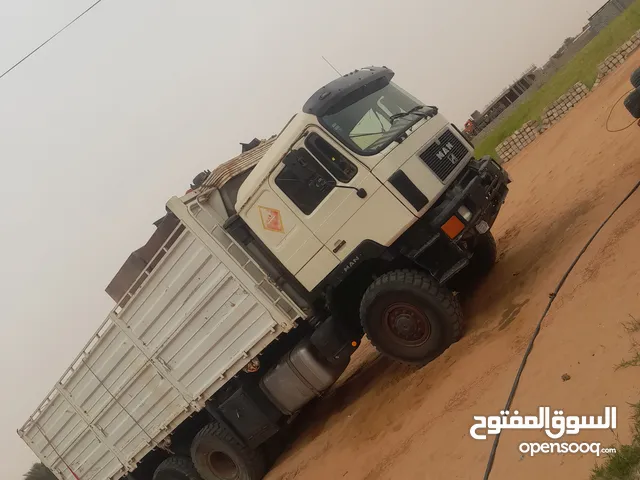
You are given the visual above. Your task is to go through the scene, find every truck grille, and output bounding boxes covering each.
[419,130,470,181]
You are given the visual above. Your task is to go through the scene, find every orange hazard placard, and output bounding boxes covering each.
[258,206,284,233]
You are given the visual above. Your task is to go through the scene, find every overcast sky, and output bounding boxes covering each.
[0,0,610,477]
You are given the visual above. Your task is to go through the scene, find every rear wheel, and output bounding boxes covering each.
[191,422,265,480]
[154,456,203,480]
[360,269,463,365]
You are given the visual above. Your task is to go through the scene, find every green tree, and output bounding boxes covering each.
[23,463,57,480]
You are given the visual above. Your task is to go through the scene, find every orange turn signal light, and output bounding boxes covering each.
[441,216,465,239]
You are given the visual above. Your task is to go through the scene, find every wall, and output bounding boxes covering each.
[538,83,590,133]
[494,120,539,162]
[589,0,635,33]
[472,87,538,144]
[495,83,588,162]
[593,29,640,87]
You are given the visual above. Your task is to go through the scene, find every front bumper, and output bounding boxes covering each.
[431,156,509,238]
[396,156,510,283]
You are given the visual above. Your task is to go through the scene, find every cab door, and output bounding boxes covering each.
[280,129,415,266]
[241,183,326,278]
[287,128,383,249]
[267,128,414,291]
[263,130,376,290]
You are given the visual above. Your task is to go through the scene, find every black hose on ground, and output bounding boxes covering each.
[482,179,640,480]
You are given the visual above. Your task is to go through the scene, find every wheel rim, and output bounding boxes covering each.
[382,302,431,346]
[207,451,239,480]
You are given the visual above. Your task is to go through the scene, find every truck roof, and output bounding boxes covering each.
[302,66,394,116]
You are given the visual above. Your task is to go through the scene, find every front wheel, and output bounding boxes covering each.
[360,269,463,365]
[468,231,497,278]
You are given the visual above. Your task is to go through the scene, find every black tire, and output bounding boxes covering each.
[191,422,265,480]
[154,457,203,480]
[359,269,463,365]
[624,87,640,119]
[468,231,497,278]
[631,67,640,89]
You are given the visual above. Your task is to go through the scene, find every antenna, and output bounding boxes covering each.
[322,56,342,77]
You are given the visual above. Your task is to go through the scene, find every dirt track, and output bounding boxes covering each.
[266,51,640,480]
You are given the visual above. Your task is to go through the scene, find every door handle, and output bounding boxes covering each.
[333,240,347,254]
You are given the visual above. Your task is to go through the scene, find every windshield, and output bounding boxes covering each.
[320,82,430,155]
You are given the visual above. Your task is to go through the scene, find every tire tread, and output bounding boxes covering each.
[359,269,463,365]
[625,87,640,119]
[154,456,202,480]
[191,422,264,480]
[631,67,640,89]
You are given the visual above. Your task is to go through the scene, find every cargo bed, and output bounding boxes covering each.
[18,196,301,480]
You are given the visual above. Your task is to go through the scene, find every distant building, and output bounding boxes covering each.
[475,66,538,118]
[465,0,634,139]
[465,66,538,136]
[588,0,634,33]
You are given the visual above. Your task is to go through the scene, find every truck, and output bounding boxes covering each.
[463,103,507,138]
[18,66,510,480]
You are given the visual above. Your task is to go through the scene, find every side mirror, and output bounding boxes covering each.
[282,151,367,198]
[327,178,367,198]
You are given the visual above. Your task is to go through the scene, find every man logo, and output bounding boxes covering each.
[435,142,458,164]
[342,255,361,274]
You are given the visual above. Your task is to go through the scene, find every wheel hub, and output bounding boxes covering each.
[383,303,431,346]
[208,451,238,480]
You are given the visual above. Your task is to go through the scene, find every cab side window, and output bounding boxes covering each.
[305,133,358,183]
[275,148,335,215]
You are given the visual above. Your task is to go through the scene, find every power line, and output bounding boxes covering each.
[0,0,105,81]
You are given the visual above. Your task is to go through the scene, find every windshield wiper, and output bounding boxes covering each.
[350,127,409,147]
[349,105,439,141]
[350,130,392,139]
[389,105,438,123]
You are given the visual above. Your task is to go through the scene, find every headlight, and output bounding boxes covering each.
[458,205,473,221]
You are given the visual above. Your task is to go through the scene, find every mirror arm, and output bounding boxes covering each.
[332,184,357,192]
[331,183,367,199]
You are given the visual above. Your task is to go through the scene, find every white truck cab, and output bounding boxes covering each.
[233,67,508,294]
[236,112,415,291]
